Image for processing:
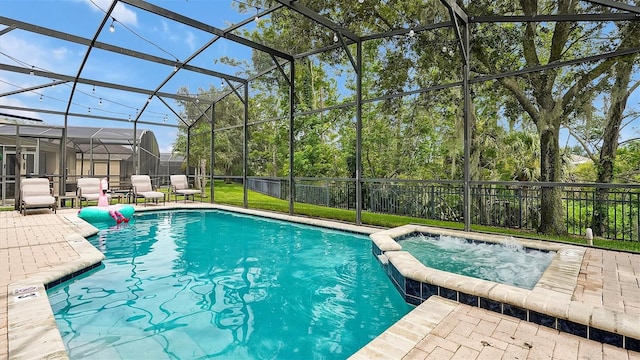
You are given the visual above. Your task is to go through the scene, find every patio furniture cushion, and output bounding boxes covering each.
[77,178,110,207]
[170,175,201,202]
[131,175,165,205]
[20,178,57,215]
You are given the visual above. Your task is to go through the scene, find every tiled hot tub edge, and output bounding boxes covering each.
[370,225,640,352]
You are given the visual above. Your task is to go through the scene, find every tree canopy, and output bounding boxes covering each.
[172,0,640,235]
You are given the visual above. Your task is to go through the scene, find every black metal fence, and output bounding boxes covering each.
[247,178,640,242]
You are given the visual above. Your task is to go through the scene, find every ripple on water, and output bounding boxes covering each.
[399,233,555,289]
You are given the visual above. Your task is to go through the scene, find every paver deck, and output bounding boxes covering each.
[1,204,639,359]
[351,296,640,360]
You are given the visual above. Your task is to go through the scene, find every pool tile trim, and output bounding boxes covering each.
[7,218,103,360]
[6,206,639,359]
[349,296,460,360]
[370,224,640,351]
[5,205,382,360]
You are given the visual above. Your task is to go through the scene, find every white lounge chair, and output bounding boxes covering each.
[77,178,110,208]
[170,175,201,202]
[20,178,57,215]
[131,175,165,206]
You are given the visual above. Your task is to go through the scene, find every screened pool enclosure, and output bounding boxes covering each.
[0,121,159,206]
[1,0,639,240]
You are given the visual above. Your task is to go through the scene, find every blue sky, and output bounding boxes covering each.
[0,0,260,153]
[1,0,639,155]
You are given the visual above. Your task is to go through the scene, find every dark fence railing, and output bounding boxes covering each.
[247,178,640,242]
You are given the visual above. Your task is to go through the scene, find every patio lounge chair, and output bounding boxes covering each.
[77,178,110,208]
[170,175,201,202]
[20,178,57,215]
[131,175,165,206]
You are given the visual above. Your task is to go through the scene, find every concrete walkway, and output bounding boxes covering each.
[1,205,639,360]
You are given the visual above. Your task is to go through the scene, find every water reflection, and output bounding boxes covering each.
[48,210,411,359]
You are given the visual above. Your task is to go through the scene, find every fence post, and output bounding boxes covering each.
[430,185,435,218]
[518,187,523,229]
[326,180,330,207]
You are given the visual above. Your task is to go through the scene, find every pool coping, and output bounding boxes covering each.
[7,214,102,360]
[7,206,639,359]
[369,224,640,351]
[6,204,382,359]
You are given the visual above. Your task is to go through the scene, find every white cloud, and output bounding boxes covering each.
[160,145,174,153]
[185,31,196,52]
[0,34,54,70]
[83,0,138,27]
[113,2,138,26]
[0,94,44,122]
[158,129,178,153]
[150,18,198,54]
[51,47,70,61]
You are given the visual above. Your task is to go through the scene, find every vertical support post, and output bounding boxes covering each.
[14,125,20,210]
[186,126,191,178]
[355,41,363,225]
[210,103,215,202]
[288,60,295,215]
[133,121,138,175]
[462,22,471,232]
[89,136,94,176]
[243,83,249,208]
[60,124,67,196]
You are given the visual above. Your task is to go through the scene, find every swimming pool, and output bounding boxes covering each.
[47,210,411,359]
[398,233,556,289]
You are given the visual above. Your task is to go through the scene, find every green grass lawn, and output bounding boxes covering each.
[207,181,639,253]
[3,180,638,253]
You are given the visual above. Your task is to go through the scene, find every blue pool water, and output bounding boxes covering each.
[47,210,411,359]
[399,234,556,289]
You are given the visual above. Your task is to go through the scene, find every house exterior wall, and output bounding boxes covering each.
[75,159,123,187]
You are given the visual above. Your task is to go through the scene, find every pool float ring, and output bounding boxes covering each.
[78,204,135,224]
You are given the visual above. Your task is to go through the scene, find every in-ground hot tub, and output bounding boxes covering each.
[368,224,640,352]
[395,232,556,290]
[370,224,582,307]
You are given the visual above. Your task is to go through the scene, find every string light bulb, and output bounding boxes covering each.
[92,85,95,94]
[254,7,260,23]
[39,94,43,102]
[408,29,415,37]
[29,66,34,76]
[333,33,339,43]
[109,18,115,33]
[358,0,364,3]
[98,98,103,106]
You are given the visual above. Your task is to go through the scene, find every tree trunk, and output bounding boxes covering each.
[538,124,567,235]
[591,56,634,236]
[197,158,206,190]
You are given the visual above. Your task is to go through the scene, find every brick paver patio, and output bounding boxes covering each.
[1,205,639,360]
